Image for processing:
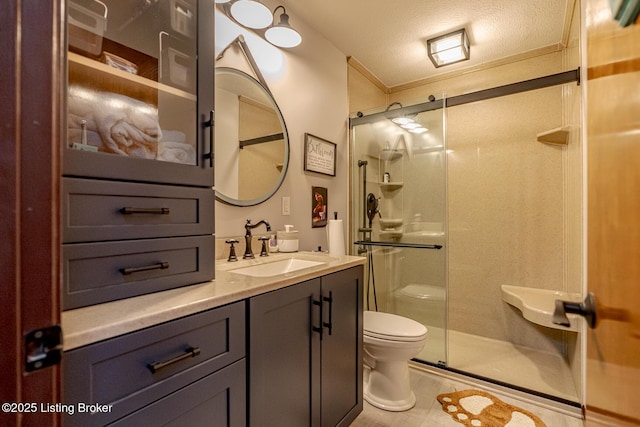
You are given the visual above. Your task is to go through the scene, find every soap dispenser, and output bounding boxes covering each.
[277,224,299,252]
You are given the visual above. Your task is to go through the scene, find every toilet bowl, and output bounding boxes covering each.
[363,310,428,411]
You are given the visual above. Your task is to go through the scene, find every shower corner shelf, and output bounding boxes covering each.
[380,181,403,191]
[378,149,402,161]
[536,126,569,145]
[379,230,403,239]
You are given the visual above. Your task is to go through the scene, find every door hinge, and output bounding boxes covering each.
[25,325,62,372]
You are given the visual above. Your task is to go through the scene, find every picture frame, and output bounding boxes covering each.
[311,186,328,228]
[304,133,336,176]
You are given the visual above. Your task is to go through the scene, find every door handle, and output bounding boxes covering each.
[323,291,333,336]
[312,298,323,340]
[554,292,632,332]
[202,110,214,168]
[553,293,596,328]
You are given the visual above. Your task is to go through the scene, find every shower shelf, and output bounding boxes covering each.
[379,182,403,191]
[501,285,582,332]
[379,230,403,239]
[536,126,569,145]
[378,149,402,161]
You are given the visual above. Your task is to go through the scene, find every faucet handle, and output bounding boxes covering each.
[225,239,239,262]
[258,236,270,257]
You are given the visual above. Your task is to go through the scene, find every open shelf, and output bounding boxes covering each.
[69,52,197,102]
[536,126,569,145]
[380,182,403,191]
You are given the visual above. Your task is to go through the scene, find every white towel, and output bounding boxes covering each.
[68,86,161,159]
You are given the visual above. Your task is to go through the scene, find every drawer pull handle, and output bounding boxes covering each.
[120,262,169,275]
[148,346,201,374]
[120,207,170,215]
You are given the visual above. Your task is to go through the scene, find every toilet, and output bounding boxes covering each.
[363,310,428,411]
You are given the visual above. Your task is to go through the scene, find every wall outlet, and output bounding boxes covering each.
[282,196,291,215]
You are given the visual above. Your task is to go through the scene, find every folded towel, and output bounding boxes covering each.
[68,86,161,159]
[157,140,196,165]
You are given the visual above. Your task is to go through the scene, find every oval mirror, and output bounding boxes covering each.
[214,67,289,206]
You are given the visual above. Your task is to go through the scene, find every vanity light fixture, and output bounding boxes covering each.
[265,6,302,48]
[427,28,470,68]
[220,1,302,48]
[230,0,273,29]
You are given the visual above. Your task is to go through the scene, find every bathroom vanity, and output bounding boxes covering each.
[62,253,365,426]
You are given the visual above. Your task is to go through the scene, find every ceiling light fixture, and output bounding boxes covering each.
[230,0,273,29]
[427,28,470,68]
[265,6,302,48]
[385,102,428,134]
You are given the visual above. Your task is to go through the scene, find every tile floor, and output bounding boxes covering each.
[350,364,584,427]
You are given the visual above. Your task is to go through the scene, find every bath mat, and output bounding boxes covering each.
[437,389,546,427]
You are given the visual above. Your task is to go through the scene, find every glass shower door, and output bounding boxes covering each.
[350,104,447,366]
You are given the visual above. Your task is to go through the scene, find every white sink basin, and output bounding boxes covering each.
[229,258,325,277]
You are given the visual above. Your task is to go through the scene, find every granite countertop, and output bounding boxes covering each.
[61,252,366,351]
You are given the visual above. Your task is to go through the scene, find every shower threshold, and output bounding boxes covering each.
[415,328,580,404]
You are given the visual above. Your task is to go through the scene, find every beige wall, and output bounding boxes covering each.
[214,4,349,253]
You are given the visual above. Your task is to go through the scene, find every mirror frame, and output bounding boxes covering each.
[215,67,290,206]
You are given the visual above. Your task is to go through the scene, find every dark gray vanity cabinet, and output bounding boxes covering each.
[249,266,363,427]
[62,0,216,309]
[63,302,246,426]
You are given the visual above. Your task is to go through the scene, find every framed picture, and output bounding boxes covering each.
[311,186,328,228]
[304,133,336,176]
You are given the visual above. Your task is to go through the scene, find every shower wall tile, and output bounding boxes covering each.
[446,84,566,345]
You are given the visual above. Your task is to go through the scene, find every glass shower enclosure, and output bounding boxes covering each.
[349,69,583,405]
[350,101,447,365]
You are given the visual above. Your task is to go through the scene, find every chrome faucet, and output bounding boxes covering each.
[243,219,271,259]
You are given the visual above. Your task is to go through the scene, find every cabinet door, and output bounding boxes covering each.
[249,279,322,427]
[64,0,214,187]
[321,267,364,427]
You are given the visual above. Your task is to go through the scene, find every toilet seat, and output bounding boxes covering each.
[364,311,427,342]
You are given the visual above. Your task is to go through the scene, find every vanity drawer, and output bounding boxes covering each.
[62,235,214,310]
[62,177,214,243]
[63,302,245,427]
[109,359,246,427]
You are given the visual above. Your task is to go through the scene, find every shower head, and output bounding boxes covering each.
[358,160,368,167]
[366,193,379,227]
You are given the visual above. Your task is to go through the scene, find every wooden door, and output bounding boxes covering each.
[0,1,62,426]
[585,0,640,424]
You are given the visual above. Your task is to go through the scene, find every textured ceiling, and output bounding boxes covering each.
[283,0,571,88]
